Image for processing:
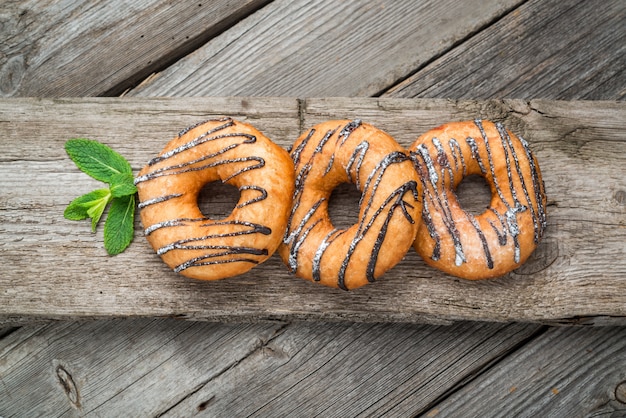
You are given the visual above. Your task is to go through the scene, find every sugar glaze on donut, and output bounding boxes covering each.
[279,120,421,290]
[409,120,547,280]
[135,118,294,281]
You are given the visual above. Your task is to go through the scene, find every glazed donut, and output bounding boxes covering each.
[409,120,547,280]
[135,117,294,281]
[279,120,421,290]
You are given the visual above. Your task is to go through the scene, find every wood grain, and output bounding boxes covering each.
[1,1,625,416]
[0,318,541,416]
[424,326,626,417]
[0,0,270,96]
[127,0,522,97]
[0,319,287,415]
[1,97,624,326]
[386,0,626,100]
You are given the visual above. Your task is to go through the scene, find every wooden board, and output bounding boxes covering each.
[0,0,270,96]
[424,326,626,417]
[0,319,542,416]
[2,0,625,416]
[1,97,625,326]
[128,0,522,97]
[386,0,626,101]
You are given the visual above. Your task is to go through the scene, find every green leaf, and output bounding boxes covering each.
[65,138,132,183]
[104,194,135,255]
[63,138,137,255]
[64,189,112,232]
[109,172,138,197]
[87,196,110,232]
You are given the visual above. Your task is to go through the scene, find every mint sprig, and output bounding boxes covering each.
[65,138,133,183]
[64,139,137,255]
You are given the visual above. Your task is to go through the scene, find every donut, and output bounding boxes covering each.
[135,117,294,281]
[279,120,421,290]
[409,119,547,280]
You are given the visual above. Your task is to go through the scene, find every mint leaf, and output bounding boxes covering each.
[64,189,112,230]
[64,138,137,255]
[87,191,111,232]
[65,138,132,183]
[104,194,135,255]
[109,172,137,197]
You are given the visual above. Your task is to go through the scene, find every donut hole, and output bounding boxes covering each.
[328,182,362,230]
[197,181,240,220]
[455,175,492,216]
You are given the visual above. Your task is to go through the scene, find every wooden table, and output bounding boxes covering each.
[1,0,625,416]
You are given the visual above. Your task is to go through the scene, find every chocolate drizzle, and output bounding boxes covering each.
[520,136,548,239]
[286,198,326,272]
[411,119,546,271]
[156,220,271,255]
[345,141,369,189]
[337,154,417,289]
[448,138,466,176]
[174,246,268,273]
[137,117,274,272]
[338,119,362,145]
[284,120,418,290]
[236,185,268,208]
[137,193,183,209]
[413,144,465,266]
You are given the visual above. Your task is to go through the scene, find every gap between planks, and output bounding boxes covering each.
[372,0,530,97]
[111,0,275,97]
[415,324,550,416]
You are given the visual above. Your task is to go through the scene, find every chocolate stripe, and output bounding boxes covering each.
[138,193,182,209]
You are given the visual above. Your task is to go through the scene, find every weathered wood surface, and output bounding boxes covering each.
[128,0,522,97]
[0,0,270,96]
[0,319,542,416]
[424,326,626,417]
[2,0,626,416]
[1,97,624,326]
[386,0,626,101]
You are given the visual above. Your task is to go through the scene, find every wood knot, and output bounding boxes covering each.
[615,381,626,404]
[614,190,626,206]
[514,236,558,275]
[0,55,26,96]
[55,363,81,409]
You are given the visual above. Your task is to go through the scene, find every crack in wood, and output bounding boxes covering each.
[243,323,383,417]
[297,97,307,135]
[154,322,290,417]
[102,0,275,97]
[377,0,531,97]
[0,326,20,340]
[416,324,549,417]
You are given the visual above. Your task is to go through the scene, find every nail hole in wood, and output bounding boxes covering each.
[197,395,215,411]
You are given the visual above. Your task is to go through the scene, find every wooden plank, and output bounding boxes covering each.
[0,319,287,415]
[159,322,541,417]
[128,0,522,97]
[386,0,626,100]
[1,97,624,325]
[0,318,541,416]
[424,326,626,417]
[0,0,270,96]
